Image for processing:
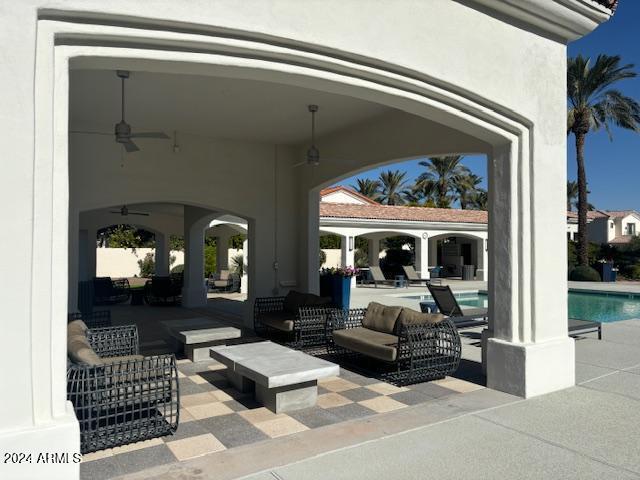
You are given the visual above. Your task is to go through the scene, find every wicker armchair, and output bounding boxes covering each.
[93,277,131,305]
[327,305,461,385]
[144,276,182,305]
[68,310,112,329]
[67,324,179,454]
[253,292,334,349]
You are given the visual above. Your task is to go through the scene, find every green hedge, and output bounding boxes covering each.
[569,265,601,282]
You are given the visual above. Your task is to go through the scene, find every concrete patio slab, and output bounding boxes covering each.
[580,371,640,400]
[575,338,640,370]
[575,361,618,384]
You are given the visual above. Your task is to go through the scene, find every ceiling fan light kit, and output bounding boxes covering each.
[306,104,320,166]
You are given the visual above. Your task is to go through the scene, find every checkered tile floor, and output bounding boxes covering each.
[80,357,484,480]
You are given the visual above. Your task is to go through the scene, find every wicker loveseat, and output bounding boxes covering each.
[144,276,182,305]
[254,290,334,348]
[92,276,131,305]
[328,302,461,385]
[66,320,179,454]
[68,310,112,329]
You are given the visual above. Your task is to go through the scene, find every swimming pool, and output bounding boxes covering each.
[409,291,640,323]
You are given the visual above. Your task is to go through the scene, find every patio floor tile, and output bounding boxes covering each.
[358,396,407,413]
[80,456,122,480]
[111,437,164,455]
[164,419,209,443]
[325,403,376,421]
[190,374,209,384]
[81,449,113,462]
[432,377,485,393]
[179,408,196,423]
[112,444,176,476]
[254,415,309,438]
[165,433,226,461]
[199,413,270,448]
[365,382,409,395]
[287,407,343,429]
[316,392,353,408]
[186,401,235,420]
[239,407,286,424]
[181,392,219,408]
[388,389,436,406]
[339,387,380,402]
[319,377,360,392]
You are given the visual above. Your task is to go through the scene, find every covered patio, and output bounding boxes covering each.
[1,2,617,479]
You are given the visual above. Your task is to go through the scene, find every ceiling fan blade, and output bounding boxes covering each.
[123,141,140,153]
[69,130,112,136]
[130,132,169,139]
[129,212,150,216]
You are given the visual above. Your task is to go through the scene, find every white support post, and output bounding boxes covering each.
[87,229,96,280]
[182,206,208,308]
[241,238,249,294]
[155,232,170,276]
[483,142,574,398]
[341,235,356,288]
[476,237,488,281]
[415,234,430,279]
[216,234,230,273]
[367,238,380,267]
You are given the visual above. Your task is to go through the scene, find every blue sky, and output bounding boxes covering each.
[337,1,640,210]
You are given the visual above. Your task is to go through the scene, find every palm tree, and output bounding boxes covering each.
[567,180,578,211]
[567,54,640,265]
[415,156,470,207]
[352,178,381,200]
[469,189,488,211]
[455,173,483,209]
[378,170,409,205]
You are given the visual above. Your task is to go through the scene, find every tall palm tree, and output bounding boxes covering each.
[378,170,409,205]
[415,156,470,207]
[469,189,488,211]
[567,180,579,211]
[455,173,483,209]
[352,178,381,200]
[567,54,640,265]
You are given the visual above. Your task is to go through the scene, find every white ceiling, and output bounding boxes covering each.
[69,70,390,145]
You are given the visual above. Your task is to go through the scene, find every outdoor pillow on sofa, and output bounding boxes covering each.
[67,334,103,365]
[361,302,403,334]
[397,308,445,327]
[332,327,398,362]
[283,290,307,314]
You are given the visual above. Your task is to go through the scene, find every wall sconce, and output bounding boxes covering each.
[348,236,354,251]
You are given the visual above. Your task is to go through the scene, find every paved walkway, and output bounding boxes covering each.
[113,320,640,480]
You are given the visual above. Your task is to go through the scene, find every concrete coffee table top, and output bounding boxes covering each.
[162,317,241,344]
[210,341,339,388]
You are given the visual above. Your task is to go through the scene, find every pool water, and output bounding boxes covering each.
[412,292,640,323]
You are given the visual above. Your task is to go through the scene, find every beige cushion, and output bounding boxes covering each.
[362,302,403,334]
[397,308,445,327]
[67,334,102,365]
[213,279,230,287]
[219,270,230,280]
[260,311,295,332]
[100,355,145,364]
[333,327,398,362]
[67,319,88,337]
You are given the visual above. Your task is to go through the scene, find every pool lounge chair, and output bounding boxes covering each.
[368,266,396,288]
[402,265,441,286]
[569,319,602,340]
[424,284,488,328]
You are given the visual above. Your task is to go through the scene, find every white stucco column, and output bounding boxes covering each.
[414,234,430,279]
[428,238,438,266]
[182,206,209,307]
[476,237,488,281]
[68,214,79,311]
[341,235,356,288]
[300,190,320,294]
[367,238,380,267]
[155,232,170,276]
[483,143,574,398]
[241,238,249,294]
[216,234,230,273]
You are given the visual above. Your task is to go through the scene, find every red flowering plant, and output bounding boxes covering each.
[320,266,360,277]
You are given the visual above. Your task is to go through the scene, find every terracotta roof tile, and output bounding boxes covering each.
[604,210,638,219]
[609,235,634,245]
[320,202,487,224]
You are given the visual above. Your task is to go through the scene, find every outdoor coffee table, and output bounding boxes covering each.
[210,341,340,413]
[162,317,242,361]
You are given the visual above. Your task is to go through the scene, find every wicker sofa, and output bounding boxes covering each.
[92,276,131,305]
[66,320,179,453]
[144,275,182,305]
[254,290,334,348]
[68,310,112,329]
[328,302,461,385]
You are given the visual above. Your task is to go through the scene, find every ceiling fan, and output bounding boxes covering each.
[71,70,169,153]
[293,105,320,168]
[109,205,150,217]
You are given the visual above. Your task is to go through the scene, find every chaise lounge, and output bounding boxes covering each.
[66,320,180,453]
[422,284,489,328]
[144,275,182,305]
[367,266,396,288]
[402,265,441,286]
[254,290,334,348]
[92,276,131,305]
[328,302,461,385]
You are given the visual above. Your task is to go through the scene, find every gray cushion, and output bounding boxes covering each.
[333,327,398,362]
[460,307,488,319]
[362,302,403,334]
[67,334,102,365]
[260,311,295,332]
[397,308,445,327]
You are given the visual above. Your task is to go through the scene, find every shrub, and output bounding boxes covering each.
[170,264,184,274]
[354,248,368,268]
[569,265,601,282]
[137,252,155,278]
[380,248,413,278]
[232,253,245,276]
[627,264,640,280]
[319,250,327,267]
